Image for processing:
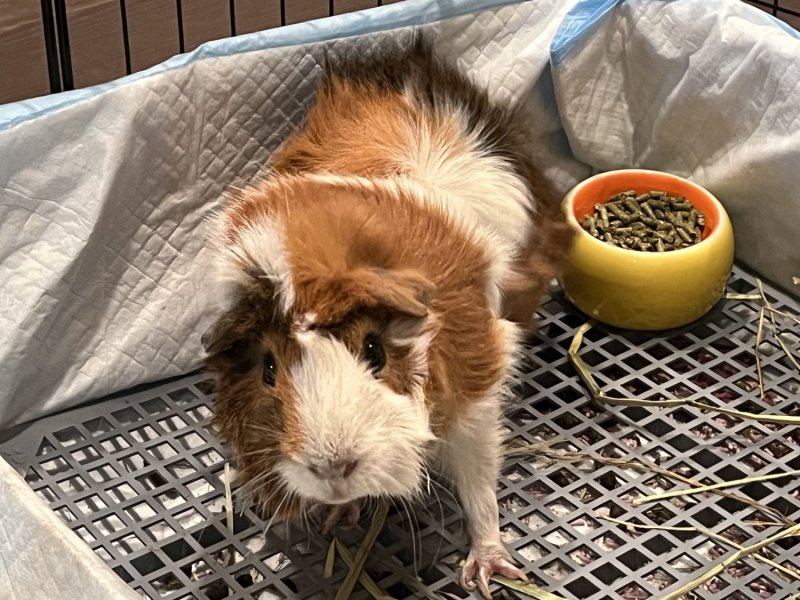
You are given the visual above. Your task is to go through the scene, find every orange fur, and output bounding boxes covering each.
[272,77,413,177]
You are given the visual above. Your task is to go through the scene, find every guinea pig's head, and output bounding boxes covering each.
[203,178,438,517]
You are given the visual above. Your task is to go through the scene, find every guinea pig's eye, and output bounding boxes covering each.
[362,334,386,375]
[262,351,278,387]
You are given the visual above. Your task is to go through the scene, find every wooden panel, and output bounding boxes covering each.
[780,11,800,29]
[743,1,771,12]
[333,0,376,15]
[234,0,281,34]
[181,0,230,52]
[284,0,328,25]
[778,0,800,29]
[125,0,180,72]
[66,0,127,88]
[0,0,51,103]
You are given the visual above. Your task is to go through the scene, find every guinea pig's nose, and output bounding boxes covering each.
[308,458,359,480]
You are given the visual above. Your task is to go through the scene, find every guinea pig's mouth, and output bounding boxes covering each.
[298,484,362,508]
[276,455,424,507]
[320,487,353,505]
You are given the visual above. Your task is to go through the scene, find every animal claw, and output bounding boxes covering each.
[460,543,527,599]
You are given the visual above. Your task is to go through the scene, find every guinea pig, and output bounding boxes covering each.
[202,35,573,599]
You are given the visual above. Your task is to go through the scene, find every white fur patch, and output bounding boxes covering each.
[394,109,534,254]
[277,331,434,505]
[208,212,295,315]
[440,397,505,544]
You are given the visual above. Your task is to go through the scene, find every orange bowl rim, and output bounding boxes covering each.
[564,169,728,259]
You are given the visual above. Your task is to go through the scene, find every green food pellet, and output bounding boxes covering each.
[677,228,693,243]
[583,189,706,252]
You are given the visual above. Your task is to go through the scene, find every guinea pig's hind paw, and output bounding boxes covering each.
[460,547,527,600]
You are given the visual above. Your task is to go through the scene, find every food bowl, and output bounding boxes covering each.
[561,169,735,331]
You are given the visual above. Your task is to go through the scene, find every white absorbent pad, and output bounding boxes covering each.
[0,0,585,428]
[0,454,141,600]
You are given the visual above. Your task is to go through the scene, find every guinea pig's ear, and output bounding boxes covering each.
[294,266,435,325]
[201,316,232,355]
[366,268,435,318]
[201,310,261,374]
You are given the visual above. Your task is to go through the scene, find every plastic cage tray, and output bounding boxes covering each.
[2,265,799,600]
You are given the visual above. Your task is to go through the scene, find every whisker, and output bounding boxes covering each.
[263,491,291,538]
[243,423,284,437]
[235,472,280,504]
[408,497,423,574]
[398,496,419,576]
[428,477,462,518]
[244,475,283,514]
[425,468,446,566]
[235,446,281,460]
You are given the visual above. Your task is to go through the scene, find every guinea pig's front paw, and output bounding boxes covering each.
[309,500,362,535]
[460,542,527,599]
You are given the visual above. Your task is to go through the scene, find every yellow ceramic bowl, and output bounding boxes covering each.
[561,169,735,331]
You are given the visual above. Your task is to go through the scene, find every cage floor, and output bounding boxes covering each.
[2,265,799,600]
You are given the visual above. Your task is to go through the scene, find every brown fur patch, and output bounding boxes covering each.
[271,76,414,177]
[502,189,576,328]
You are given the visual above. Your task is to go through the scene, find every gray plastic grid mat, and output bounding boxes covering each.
[1,265,799,600]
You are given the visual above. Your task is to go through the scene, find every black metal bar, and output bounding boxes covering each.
[119,0,132,74]
[745,0,773,9]
[176,0,185,53]
[778,5,800,18]
[52,0,73,91]
[329,0,335,16]
[773,0,779,16]
[40,0,62,93]
[746,0,800,18]
[280,0,286,26]
[229,0,236,36]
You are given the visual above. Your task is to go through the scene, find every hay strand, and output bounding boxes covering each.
[491,575,571,600]
[755,307,766,398]
[600,516,800,582]
[568,321,800,425]
[725,293,761,301]
[324,539,337,579]
[334,539,395,600]
[223,462,234,534]
[635,469,800,505]
[756,278,800,372]
[506,441,795,526]
[776,332,800,372]
[661,523,800,600]
[334,500,389,600]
